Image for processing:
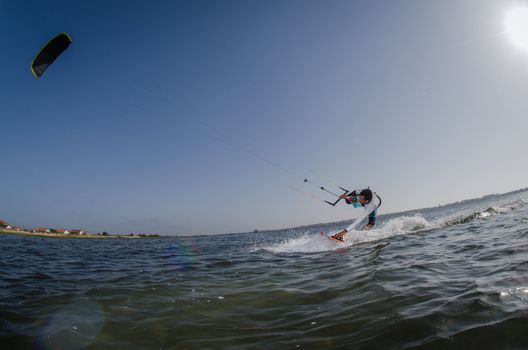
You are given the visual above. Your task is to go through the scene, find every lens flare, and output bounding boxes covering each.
[164,237,201,270]
[34,300,105,350]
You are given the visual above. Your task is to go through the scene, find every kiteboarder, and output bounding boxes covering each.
[331,189,381,241]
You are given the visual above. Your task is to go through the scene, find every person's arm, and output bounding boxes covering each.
[345,200,378,232]
[332,203,374,240]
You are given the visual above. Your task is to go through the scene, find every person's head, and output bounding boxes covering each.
[358,189,373,204]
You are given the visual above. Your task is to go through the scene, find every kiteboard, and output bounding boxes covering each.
[320,232,344,243]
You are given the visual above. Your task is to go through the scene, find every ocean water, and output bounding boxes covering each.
[1,190,528,350]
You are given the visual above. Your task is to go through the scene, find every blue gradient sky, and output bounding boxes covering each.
[1,0,528,235]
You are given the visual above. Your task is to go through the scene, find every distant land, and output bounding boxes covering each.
[0,220,162,239]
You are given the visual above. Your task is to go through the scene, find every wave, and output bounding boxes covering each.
[442,207,499,227]
[439,197,526,229]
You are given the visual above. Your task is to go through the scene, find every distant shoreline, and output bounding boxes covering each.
[0,228,156,239]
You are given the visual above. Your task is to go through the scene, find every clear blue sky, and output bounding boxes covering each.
[1,0,528,235]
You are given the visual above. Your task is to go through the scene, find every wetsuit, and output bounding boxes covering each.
[344,190,382,232]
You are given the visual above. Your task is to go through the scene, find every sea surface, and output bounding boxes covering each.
[2,189,528,349]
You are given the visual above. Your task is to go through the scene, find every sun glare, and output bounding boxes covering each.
[505,5,528,52]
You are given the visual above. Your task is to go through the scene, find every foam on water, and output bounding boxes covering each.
[260,215,432,253]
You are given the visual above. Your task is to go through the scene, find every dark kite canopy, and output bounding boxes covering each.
[31,33,72,78]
